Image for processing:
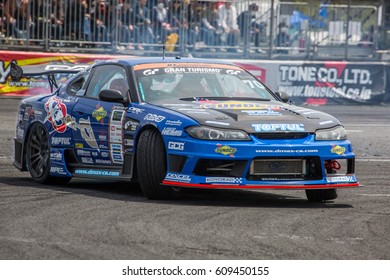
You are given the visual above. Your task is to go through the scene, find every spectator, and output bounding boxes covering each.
[199,1,219,47]
[131,0,156,49]
[4,0,35,42]
[65,0,89,41]
[186,0,202,48]
[90,0,109,43]
[276,21,290,54]
[237,3,266,53]
[218,1,241,52]
[50,0,65,41]
[151,0,168,44]
[119,0,138,49]
[33,0,64,41]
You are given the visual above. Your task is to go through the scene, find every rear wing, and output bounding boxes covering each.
[10,61,90,92]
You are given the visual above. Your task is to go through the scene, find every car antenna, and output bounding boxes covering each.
[162,44,166,59]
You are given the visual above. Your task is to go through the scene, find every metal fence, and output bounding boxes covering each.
[0,0,383,60]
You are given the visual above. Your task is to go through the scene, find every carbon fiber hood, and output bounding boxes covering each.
[161,100,341,133]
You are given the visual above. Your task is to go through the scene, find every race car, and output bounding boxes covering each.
[13,57,362,202]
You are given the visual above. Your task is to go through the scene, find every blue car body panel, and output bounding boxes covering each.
[13,57,361,191]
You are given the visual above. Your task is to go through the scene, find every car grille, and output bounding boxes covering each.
[247,157,322,181]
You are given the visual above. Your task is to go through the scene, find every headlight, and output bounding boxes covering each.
[186,126,251,141]
[315,126,347,140]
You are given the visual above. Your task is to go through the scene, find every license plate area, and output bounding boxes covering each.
[250,158,306,176]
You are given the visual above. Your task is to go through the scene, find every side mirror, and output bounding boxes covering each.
[275,91,290,103]
[99,89,128,105]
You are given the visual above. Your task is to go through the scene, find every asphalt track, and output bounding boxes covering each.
[0,98,389,260]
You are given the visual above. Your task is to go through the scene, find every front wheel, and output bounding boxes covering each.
[136,129,179,199]
[305,189,338,202]
[26,123,70,185]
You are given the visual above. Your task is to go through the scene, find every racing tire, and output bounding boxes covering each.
[136,129,179,200]
[305,189,338,202]
[26,123,71,185]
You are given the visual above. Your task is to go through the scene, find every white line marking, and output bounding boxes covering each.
[357,194,390,197]
[356,159,390,162]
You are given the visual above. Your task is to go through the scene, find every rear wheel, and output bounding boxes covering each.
[136,129,179,199]
[26,123,70,185]
[305,189,338,202]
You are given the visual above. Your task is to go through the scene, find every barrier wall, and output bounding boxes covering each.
[1,51,389,105]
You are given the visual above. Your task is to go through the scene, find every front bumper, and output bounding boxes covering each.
[162,134,361,189]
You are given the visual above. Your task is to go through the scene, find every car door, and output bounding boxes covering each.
[71,64,130,167]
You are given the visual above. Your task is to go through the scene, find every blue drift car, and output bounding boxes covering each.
[13,57,361,201]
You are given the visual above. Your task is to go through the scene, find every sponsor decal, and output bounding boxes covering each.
[75,143,84,148]
[168,141,184,151]
[110,110,124,145]
[74,169,120,176]
[98,134,107,141]
[241,109,282,116]
[204,121,230,126]
[261,177,304,181]
[205,177,242,184]
[92,105,107,123]
[201,102,282,110]
[144,113,165,122]
[44,96,68,133]
[62,96,79,103]
[124,120,139,131]
[165,120,182,126]
[124,139,134,146]
[331,144,346,156]
[44,64,89,71]
[50,166,67,175]
[51,137,71,145]
[226,70,241,75]
[24,106,32,120]
[215,144,236,157]
[92,152,98,157]
[162,127,183,136]
[50,152,62,161]
[110,143,123,164]
[164,67,221,74]
[180,110,210,115]
[43,98,99,150]
[101,151,110,158]
[128,107,144,114]
[81,157,94,164]
[76,150,91,157]
[256,149,318,153]
[165,173,191,183]
[143,69,159,76]
[112,110,124,122]
[95,159,112,165]
[78,117,99,150]
[326,176,355,183]
[251,123,305,132]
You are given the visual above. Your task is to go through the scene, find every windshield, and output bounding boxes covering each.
[133,63,276,104]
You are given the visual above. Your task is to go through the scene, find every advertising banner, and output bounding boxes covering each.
[1,51,389,105]
[276,62,388,105]
[0,51,130,96]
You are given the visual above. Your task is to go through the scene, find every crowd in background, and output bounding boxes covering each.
[0,0,268,52]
